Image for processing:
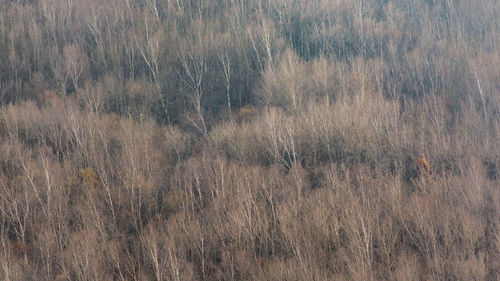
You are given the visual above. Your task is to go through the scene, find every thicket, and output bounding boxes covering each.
[0,0,499,280]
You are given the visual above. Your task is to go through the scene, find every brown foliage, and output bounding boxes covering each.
[416,156,431,175]
[236,105,258,123]
[80,167,101,190]
[10,241,29,259]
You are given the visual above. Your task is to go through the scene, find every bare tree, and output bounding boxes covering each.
[63,44,87,94]
[133,14,170,120]
[218,49,232,118]
[178,41,208,137]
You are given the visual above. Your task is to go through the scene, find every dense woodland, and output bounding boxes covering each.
[0,0,499,280]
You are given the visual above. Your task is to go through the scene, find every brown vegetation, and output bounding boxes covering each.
[416,156,431,175]
[0,0,499,281]
[236,105,258,123]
